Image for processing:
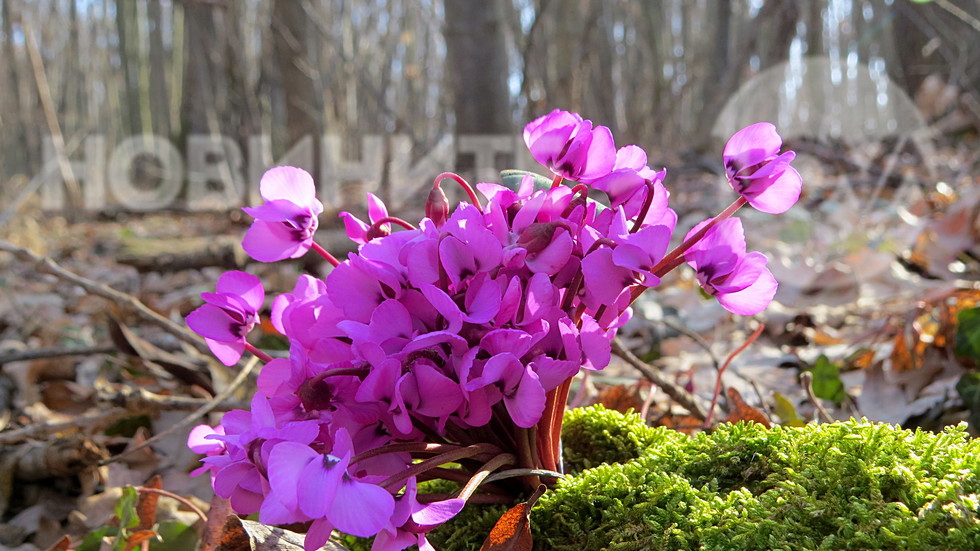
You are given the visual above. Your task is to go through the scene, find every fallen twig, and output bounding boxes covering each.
[611,337,708,420]
[0,240,210,356]
[0,344,116,365]
[800,371,835,423]
[0,409,132,445]
[100,355,261,465]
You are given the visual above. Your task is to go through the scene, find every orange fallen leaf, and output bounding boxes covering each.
[480,484,546,551]
[724,388,771,428]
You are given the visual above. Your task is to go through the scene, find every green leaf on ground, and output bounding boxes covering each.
[806,355,846,404]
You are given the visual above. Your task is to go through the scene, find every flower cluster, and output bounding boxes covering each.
[186,110,801,550]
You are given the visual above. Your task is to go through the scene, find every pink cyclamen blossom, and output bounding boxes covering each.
[523,109,617,182]
[242,166,324,262]
[267,428,395,549]
[724,123,803,214]
[188,111,802,549]
[340,193,391,244]
[684,218,777,315]
[185,270,264,366]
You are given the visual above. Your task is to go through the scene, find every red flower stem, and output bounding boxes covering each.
[649,196,747,279]
[548,377,573,473]
[371,216,416,231]
[350,442,479,465]
[379,443,501,490]
[703,323,765,429]
[571,183,589,198]
[244,343,272,363]
[309,241,340,267]
[433,172,481,209]
[536,389,560,472]
[551,174,564,189]
[136,487,208,524]
[457,453,518,501]
[629,181,658,234]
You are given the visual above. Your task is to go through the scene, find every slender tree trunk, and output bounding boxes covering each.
[443,0,512,135]
[148,0,170,137]
[271,0,317,150]
[116,0,142,135]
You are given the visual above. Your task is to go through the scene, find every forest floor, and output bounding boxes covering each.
[0,135,978,551]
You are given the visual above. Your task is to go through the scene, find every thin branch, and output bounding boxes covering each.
[0,240,210,356]
[100,356,261,465]
[0,345,116,365]
[0,409,131,445]
[800,371,834,423]
[611,337,708,420]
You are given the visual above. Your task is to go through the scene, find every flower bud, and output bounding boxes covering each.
[366,220,391,241]
[518,222,562,255]
[426,185,450,227]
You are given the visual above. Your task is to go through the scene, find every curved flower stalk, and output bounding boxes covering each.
[186,111,801,550]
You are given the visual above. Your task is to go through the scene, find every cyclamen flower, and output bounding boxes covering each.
[724,123,802,214]
[684,218,777,315]
[267,429,395,548]
[243,166,324,261]
[523,109,617,182]
[185,271,263,366]
[188,111,802,550]
[340,193,391,244]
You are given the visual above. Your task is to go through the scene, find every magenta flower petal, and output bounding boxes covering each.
[413,497,465,526]
[259,166,318,205]
[186,305,240,341]
[724,123,802,214]
[743,165,803,214]
[216,271,264,312]
[505,367,545,428]
[328,475,395,537]
[716,268,778,315]
[188,425,224,454]
[267,441,318,512]
[304,519,334,551]
[297,453,345,519]
[242,220,307,261]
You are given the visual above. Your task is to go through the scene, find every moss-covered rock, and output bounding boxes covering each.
[436,405,980,550]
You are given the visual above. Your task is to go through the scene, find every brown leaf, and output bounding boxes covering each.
[136,475,162,531]
[214,516,350,551]
[480,484,546,551]
[724,388,771,428]
[594,384,644,414]
[652,413,703,435]
[123,529,159,551]
[107,316,214,394]
[41,535,72,551]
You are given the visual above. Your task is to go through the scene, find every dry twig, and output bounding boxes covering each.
[800,371,835,423]
[0,240,210,356]
[0,345,116,365]
[101,356,261,465]
[611,337,708,420]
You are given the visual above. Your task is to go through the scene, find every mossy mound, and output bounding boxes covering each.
[436,405,980,550]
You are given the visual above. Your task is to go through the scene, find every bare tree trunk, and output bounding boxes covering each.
[180,2,221,138]
[271,0,317,150]
[2,0,33,171]
[148,0,170,137]
[443,0,512,135]
[116,0,142,135]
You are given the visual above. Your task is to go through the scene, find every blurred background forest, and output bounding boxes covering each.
[1,0,978,212]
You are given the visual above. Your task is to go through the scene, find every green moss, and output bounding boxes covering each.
[561,405,684,471]
[436,406,980,550]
